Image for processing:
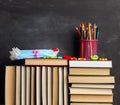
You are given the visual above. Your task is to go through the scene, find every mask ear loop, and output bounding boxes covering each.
[33,49,39,58]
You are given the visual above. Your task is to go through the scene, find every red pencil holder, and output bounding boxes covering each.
[80,40,98,58]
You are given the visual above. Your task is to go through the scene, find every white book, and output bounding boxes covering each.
[69,60,112,68]
[59,67,63,105]
[36,66,42,105]
[42,66,47,105]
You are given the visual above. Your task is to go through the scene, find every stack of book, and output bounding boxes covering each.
[68,60,115,105]
[5,58,68,105]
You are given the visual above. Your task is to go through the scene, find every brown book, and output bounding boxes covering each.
[31,66,35,105]
[69,87,113,95]
[42,66,47,105]
[71,83,114,89]
[64,67,68,105]
[36,66,42,105]
[53,67,59,105]
[47,67,52,105]
[5,66,16,105]
[68,76,115,83]
[15,66,21,105]
[58,67,64,105]
[70,103,112,105]
[21,66,26,105]
[26,66,31,105]
[69,68,110,75]
[70,94,113,102]
[24,58,68,66]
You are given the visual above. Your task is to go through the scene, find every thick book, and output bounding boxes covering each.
[69,60,112,68]
[36,66,42,105]
[15,66,21,105]
[68,76,115,83]
[69,87,113,95]
[69,68,110,75]
[70,94,113,102]
[25,58,68,66]
[71,83,114,89]
[53,67,59,105]
[5,66,16,105]
[70,103,112,105]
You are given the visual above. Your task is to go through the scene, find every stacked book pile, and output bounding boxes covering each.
[5,58,68,105]
[68,60,115,105]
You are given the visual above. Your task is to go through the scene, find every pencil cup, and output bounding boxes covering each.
[80,40,98,58]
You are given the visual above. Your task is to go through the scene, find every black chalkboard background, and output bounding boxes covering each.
[0,0,120,104]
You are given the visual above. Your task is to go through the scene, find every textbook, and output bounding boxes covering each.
[31,67,35,105]
[5,66,16,105]
[71,83,114,89]
[26,66,31,105]
[25,58,68,66]
[36,66,42,105]
[68,76,115,83]
[70,103,112,105]
[47,67,52,105]
[69,60,112,68]
[69,87,113,95]
[70,94,113,102]
[69,67,110,75]
[42,66,47,105]
[58,67,64,105]
[53,67,59,105]
[21,66,26,105]
[15,66,21,105]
